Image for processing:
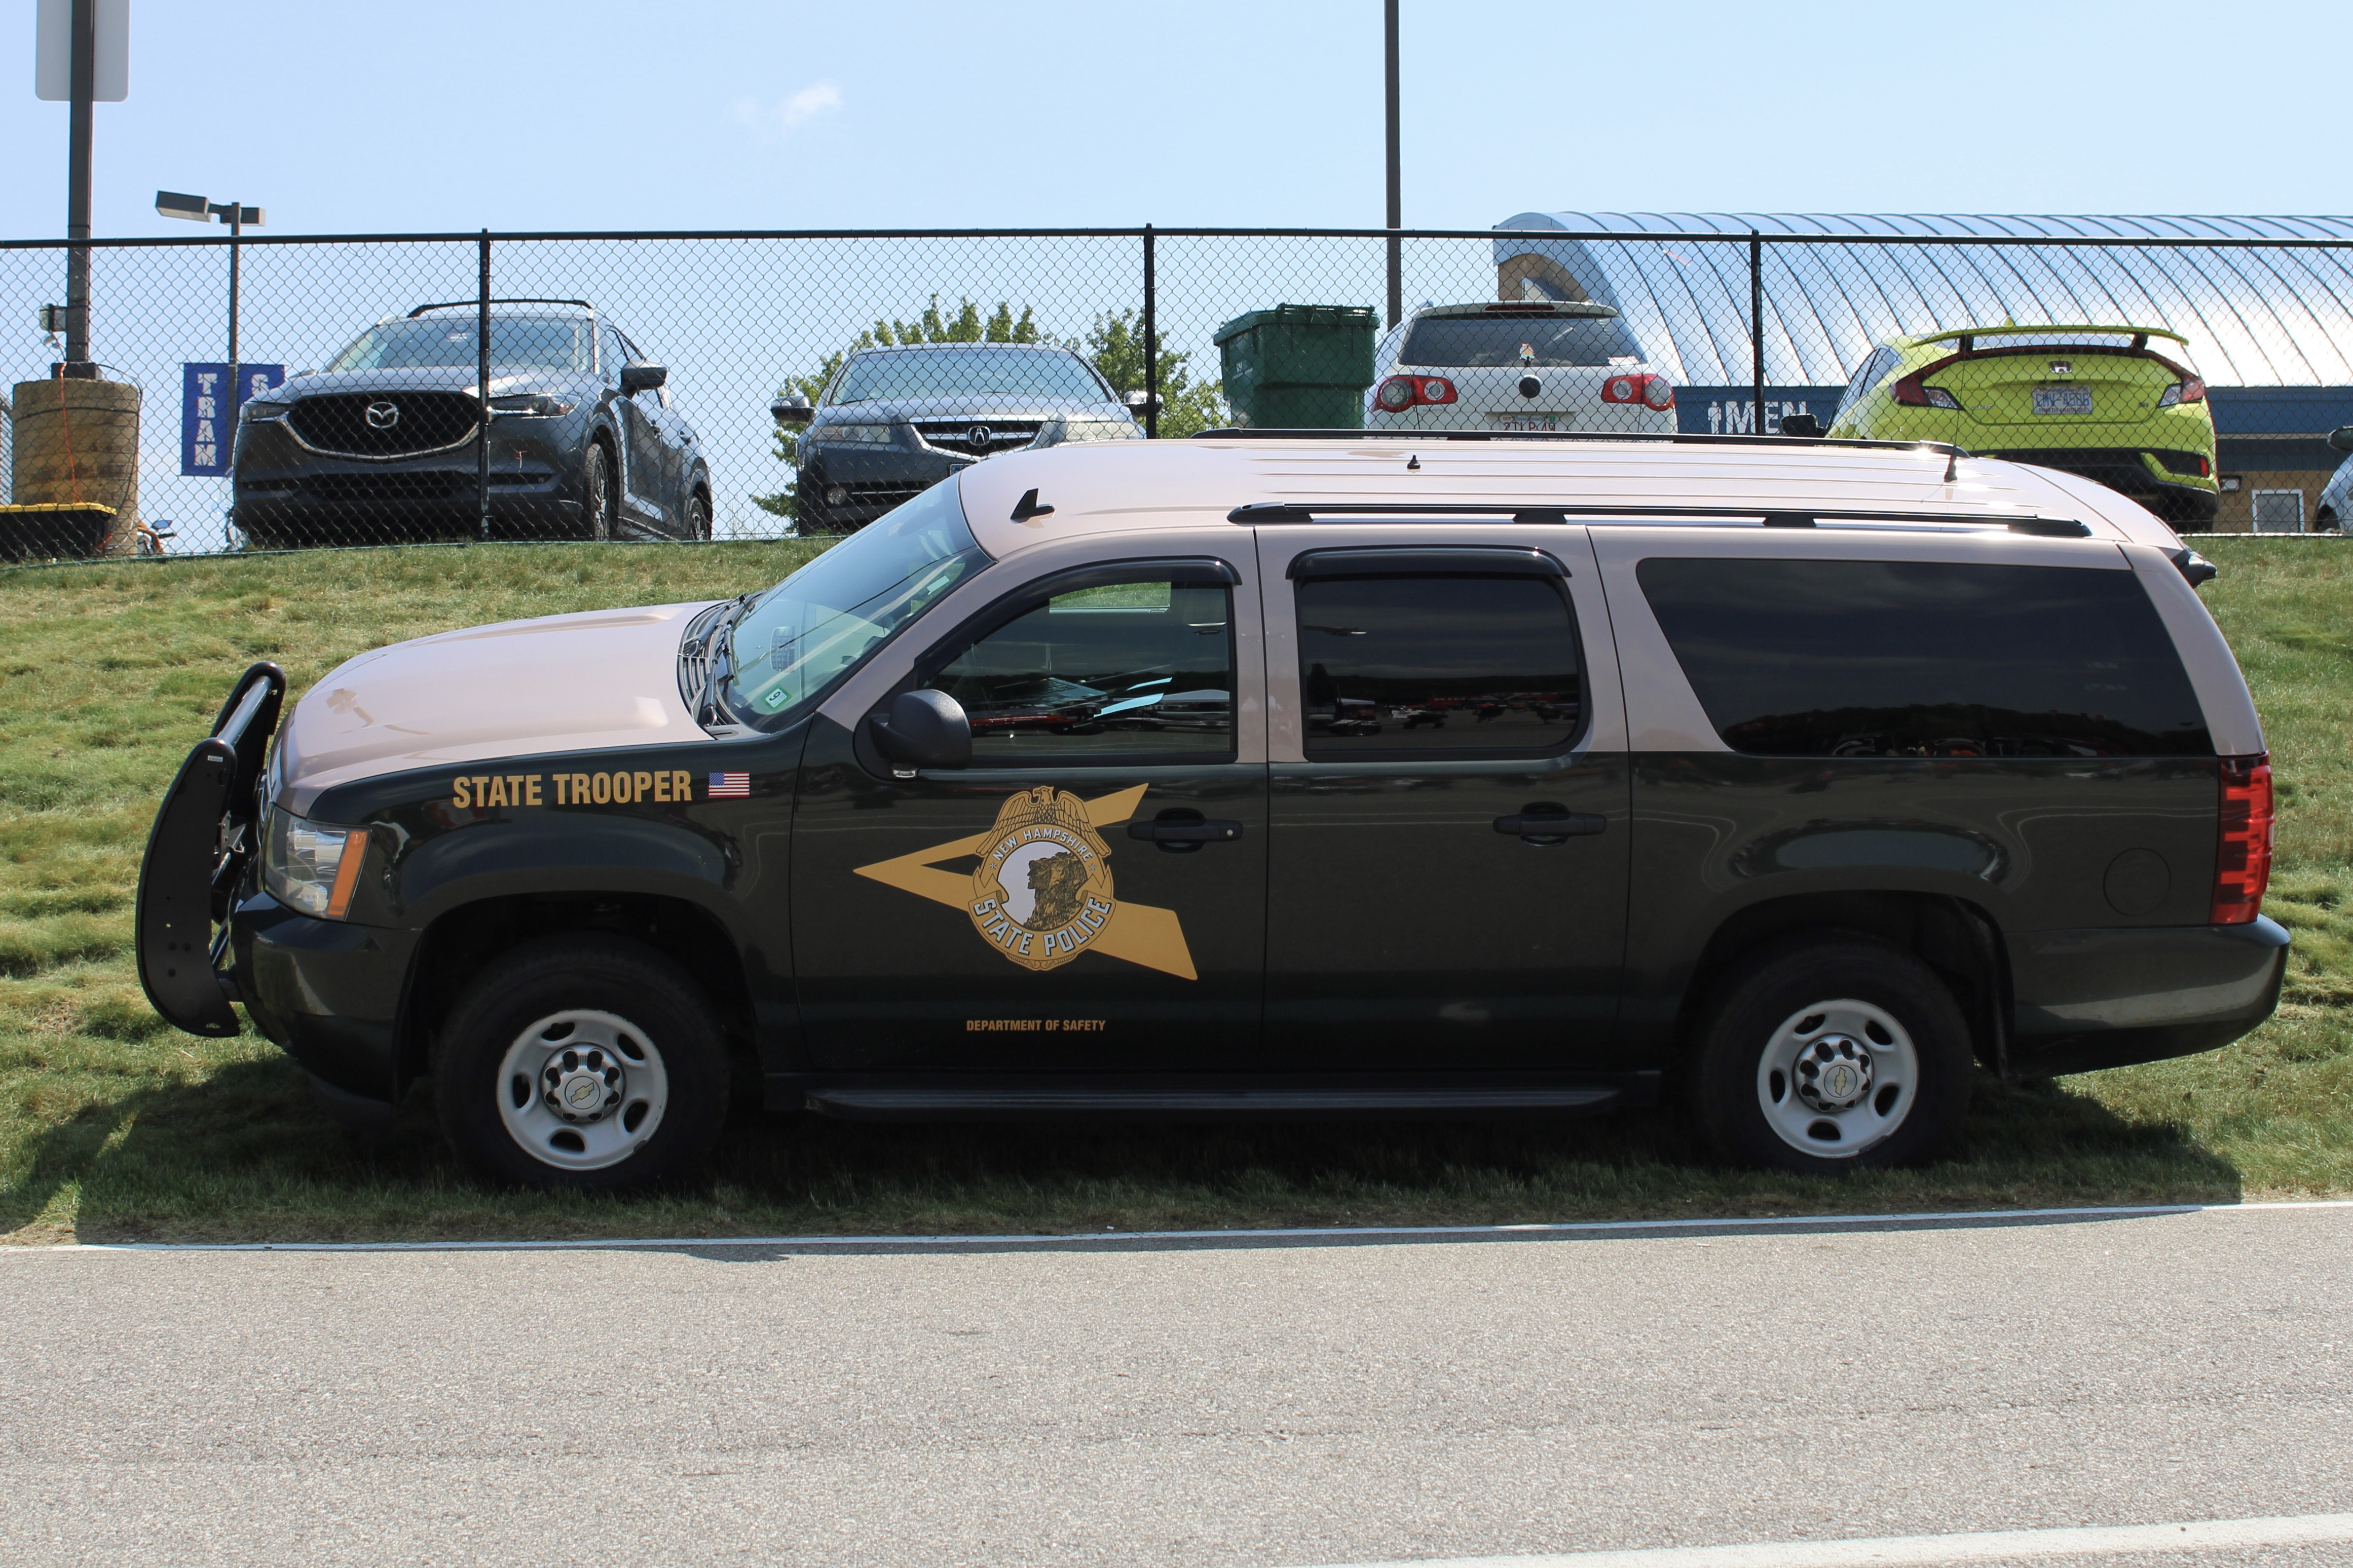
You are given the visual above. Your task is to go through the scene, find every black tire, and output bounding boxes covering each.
[687,490,712,541]
[433,935,729,1193]
[1689,934,1973,1175]
[581,442,615,542]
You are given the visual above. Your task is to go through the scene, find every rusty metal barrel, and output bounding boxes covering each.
[9,375,141,554]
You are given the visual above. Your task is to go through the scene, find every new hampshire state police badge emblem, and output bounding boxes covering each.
[851,783,1197,979]
[968,787,1116,972]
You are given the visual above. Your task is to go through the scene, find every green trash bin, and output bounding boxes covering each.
[1213,304,1378,430]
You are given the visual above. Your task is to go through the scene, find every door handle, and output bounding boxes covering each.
[1493,808,1606,842]
[1127,813,1245,852]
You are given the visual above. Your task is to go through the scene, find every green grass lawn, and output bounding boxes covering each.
[3,536,2350,1243]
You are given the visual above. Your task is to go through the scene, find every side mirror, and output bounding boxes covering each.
[870,689,971,772]
[1778,413,1824,439]
[771,393,813,426]
[619,361,668,394]
[2330,426,2353,453]
[1124,389,1159,413]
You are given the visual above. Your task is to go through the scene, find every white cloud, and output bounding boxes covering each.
[728,81,843,140]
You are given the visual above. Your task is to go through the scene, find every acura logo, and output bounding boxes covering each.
[364,400,400,430]
[968,424,993,448]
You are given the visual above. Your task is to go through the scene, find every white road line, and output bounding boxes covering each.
[6,1199,2351,1255]
[1294,1511,2353,1568]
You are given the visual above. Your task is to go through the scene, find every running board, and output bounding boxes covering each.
[794,1079,1638,1121]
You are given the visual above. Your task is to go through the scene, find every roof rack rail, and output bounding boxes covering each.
[1225,501,2089,539]
[1193,427,1969,461]
[406,297,596,318]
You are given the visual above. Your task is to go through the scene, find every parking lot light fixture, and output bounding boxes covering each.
[156,189,267,425]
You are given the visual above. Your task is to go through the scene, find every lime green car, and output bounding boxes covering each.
[1827,324,2218,526]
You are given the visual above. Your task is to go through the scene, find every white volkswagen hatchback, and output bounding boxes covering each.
[1364,300,1676,435]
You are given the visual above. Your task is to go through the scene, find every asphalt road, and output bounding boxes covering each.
[3,1206,2349,1568]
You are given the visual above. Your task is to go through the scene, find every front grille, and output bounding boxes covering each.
[286,392,480,458]
[913,419,1042,458]
[302,471,470,503]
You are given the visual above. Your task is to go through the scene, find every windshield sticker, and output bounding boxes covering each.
[853,784,1197,980]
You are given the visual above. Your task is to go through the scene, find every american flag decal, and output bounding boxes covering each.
[708,771,751,798]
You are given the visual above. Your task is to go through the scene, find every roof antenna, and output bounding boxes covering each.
[1011,487,1055,523]
[1406,454,1421,470]
[1944,448,1959,483]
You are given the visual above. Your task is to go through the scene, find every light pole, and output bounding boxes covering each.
[1385,0,1401,329]
[158,190,266,417]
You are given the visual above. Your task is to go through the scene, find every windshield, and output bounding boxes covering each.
[832,348,1108,405]
[1399,313,1645,368]
[723,479,990,723]
[327,317,593,374]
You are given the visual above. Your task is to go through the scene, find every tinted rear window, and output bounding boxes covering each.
[1636,558,2211,758]
[1398,313,1643,368]
[1297,575,1582,755]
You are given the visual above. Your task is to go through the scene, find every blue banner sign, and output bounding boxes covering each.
[181,362,285,476]
[1676,386,1849,437]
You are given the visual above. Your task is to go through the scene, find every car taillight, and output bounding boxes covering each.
[1602,372,1674,409]
[2212,753,2273,925]
[2157,377,2207,408]
[1376,374,1456,410]
[1891,373,1963,410]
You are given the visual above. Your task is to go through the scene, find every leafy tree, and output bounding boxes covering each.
[1080,309,1229,438]
[755,297,1226,524]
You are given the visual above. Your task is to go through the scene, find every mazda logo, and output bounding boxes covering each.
[968,424,992,448]
[364,400,400,430]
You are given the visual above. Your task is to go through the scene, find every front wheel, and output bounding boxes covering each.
[580,443,615,542]
[686,490,712,541]
[434,935,729,1192]
[1690,935,1973,1174]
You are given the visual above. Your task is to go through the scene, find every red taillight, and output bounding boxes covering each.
[1891,374,1963,410]
[2157,377,2208,409]
[2212,753,2274,924]
[1376,374,1456,411]
[1602,372,1674,409]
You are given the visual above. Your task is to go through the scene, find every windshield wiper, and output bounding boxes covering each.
[689,593,757,730]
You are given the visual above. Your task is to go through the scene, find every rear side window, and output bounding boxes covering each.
[1636,558,2211,758]
[1296,572,1582,755]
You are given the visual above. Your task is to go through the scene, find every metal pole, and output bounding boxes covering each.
[1384,0,1401,329]
[477,231,491,540]
[226,208,241,424]
[62,0,94,375]
[1142,224,1158,440]
[1749,232,1765,435]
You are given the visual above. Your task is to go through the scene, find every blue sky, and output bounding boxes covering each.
[1,0,2345,239]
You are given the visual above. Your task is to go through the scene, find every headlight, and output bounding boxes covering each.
[807,422,894,445]
[1049,418,1141,444]
[239,400,291,423]
[489,393,580,416]
[263,807,368,920]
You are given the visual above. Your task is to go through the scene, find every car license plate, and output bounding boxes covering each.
[1490,415,1562,432]
[2033,387,2093,416]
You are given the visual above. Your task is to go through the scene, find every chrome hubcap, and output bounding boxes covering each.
[495,1009,668,1171]
[1756,999,1916,1159]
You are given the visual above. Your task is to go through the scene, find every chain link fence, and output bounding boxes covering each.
[3,224,2349,556]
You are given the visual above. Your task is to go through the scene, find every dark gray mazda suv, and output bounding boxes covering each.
[231,300,710,548]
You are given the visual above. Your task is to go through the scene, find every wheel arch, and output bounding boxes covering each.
[1674,890,2011,1078]
[398,889,756,1094]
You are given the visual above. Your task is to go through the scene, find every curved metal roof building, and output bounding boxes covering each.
[1491,213,2353,390]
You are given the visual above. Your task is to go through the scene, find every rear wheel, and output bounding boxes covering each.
[434,935,729,1192]
[1690,934,1973,1174]
[581,443,615,542]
